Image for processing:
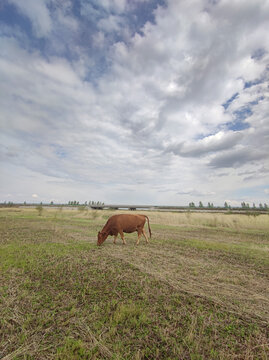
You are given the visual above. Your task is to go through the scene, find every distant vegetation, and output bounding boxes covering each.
[35,204,43,216]
[188,201,268,210]
[1,200,268,212]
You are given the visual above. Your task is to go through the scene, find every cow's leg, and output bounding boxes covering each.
[113,235,117,244]
[136,230,142,245]
[119,231,126,245]
[142,229,149,243]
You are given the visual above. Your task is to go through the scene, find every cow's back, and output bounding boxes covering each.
[106,214,145,233]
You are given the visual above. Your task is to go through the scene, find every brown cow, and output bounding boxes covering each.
[97,214,151,246]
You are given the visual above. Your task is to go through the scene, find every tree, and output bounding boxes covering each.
[36,204,43,216]
[199,201,203,208]
[224,202,228,208]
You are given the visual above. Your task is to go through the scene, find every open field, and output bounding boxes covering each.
[0,208,269,359]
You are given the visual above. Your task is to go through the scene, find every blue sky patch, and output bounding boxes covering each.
[226,120,250,131]
[244,78,263,89]
[0,3,32,35]
[222,92,239,110]
[233,106,252,121]
[225,106,252,131]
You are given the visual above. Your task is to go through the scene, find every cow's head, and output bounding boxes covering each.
[97,231,106,246]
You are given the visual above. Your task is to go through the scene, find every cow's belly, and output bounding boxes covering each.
[123,226,138,233]
[109,226,137,235]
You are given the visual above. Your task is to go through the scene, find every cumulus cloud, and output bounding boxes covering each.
[166,131,244,157]
[0,0,269,205]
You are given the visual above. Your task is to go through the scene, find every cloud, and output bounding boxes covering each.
[166,131,244,157]
[176,189,216,197]
[209,147,267,169]
[98,14,125,33]
[8,0,52,37]
[92,0,127,14]
[1,0,269,205]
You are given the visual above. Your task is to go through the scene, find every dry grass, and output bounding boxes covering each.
[139,210,269,231]
[3,206,268,231]
[0,208,268,359]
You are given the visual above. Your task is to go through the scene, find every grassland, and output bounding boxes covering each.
[0,207,268,359]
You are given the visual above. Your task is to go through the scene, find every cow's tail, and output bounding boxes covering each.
[145,215,152,238]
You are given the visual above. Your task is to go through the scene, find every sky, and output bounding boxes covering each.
[0,0,269,206]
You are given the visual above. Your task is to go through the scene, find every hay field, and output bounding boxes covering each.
[0,207,268,359]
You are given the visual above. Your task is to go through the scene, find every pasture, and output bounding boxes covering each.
[0,207,268,359]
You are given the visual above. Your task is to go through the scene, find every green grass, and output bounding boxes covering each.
[158,235,269,266]
[0,208,268,359]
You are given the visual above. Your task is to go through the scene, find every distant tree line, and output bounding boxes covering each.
[88,201,105,206]
[241,201,268,210]
[1,201,14,207]
[188,201,268,209]
[189,201,215,208]
[68,201,80,205]
[1,200,268,210]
